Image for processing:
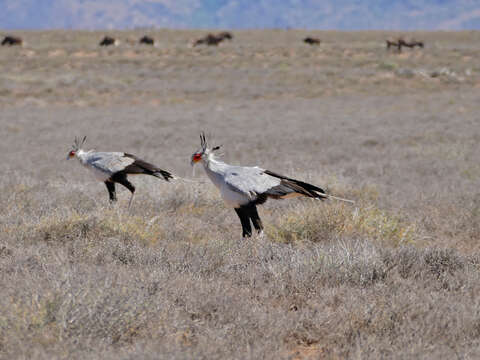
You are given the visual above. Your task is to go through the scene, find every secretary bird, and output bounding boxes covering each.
[191,133,354,238]
[67,137,173,207]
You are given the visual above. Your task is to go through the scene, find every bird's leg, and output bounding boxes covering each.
[111,172,136,210]
[105,181,117,203]
[248,204,264,235]
[234,207,252,238]
[128,192,135,210]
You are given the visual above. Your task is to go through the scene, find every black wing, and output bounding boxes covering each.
[263,170,327,200]
[123,153,173,181]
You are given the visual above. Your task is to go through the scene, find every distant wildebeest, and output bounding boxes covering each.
[139,35,154,45]
[303,37,321,45]
[217,31,233,40]
[386,37,424,52]
[193,33,224,47]
[399,38,424,49]
[1,35,22,46]
[193,32,233,47]
[99,36,118,46]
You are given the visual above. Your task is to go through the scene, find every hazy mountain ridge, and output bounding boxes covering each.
[0,0,479,30]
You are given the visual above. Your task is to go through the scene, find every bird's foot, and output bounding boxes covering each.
[242,233,252,240]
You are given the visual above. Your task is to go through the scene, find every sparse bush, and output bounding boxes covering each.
[267,202,416,246]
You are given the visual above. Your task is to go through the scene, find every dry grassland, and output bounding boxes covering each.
[1,30,480,359]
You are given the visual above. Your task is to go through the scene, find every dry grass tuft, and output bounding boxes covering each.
[267,202,416,246]
[36,211,166,246]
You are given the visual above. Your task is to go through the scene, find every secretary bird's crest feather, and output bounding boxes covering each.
[200,132,207,152]
[199,132,222,154]
[72,136,87,151]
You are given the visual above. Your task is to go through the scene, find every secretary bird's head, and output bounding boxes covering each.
[191,132,221,166]
[67,136,87,160]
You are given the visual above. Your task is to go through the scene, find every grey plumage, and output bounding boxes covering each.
[67,137,172,207]
[191,133,353,238]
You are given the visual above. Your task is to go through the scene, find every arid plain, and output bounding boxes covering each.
[1,30,480,359]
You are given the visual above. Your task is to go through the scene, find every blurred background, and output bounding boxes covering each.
[1,0,480,30]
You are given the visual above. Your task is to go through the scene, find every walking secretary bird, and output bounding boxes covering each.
[67,136,173,208]
[191,133,354,238]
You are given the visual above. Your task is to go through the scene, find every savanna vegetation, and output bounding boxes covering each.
[1,30,480,359]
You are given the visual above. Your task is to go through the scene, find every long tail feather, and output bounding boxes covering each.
[324,194,355,204]
[168,175,200,183]
[264,170,326,199]
[123,153,173,181]
[264,170,354,204]
[152,169,174,181]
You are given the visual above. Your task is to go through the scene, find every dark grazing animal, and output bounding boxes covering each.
[193,33,224,46]
[218,31,233,40]
[139,35,154,45]
[303,37,321,45]
[193,32,233,47]
[399,38,424,49]
[99,36,117,46]
[1,35,22,46]
[386,38,424,52]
